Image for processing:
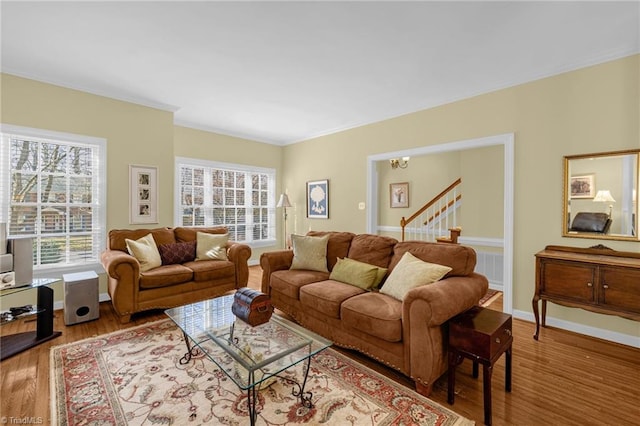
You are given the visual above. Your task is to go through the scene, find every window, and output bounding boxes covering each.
[176,157,275,245]
[0,125,106,273]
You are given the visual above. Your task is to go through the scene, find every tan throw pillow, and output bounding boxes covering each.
[125,233,162,272]
[290,234,329,272]
[329,257,379,290]
[196,232,229,261]
[380,251,452,301]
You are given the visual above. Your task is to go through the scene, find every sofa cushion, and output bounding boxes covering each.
[125,233,162,272]
[109,227,175,252]
[300,280,365,319]
[347,234,397,269]
[380,251,452,301]
[341,292,403,343]
[139,264,194,289]
[184,259,235,282]
[196,232,229,261]
[158,240,196,265]
[270,270,330,300]
[390,241,476,277]
[329,257,379,290]
[290,234,330,272]
[307,231,355,270]
[174,226,228,243]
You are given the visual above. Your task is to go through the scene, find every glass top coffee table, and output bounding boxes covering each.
[165,294,332,425]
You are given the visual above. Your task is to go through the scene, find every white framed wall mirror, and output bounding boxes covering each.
[563,149,639,241]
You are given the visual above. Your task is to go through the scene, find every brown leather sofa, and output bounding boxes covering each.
[101,226,251,323]
[260,231,488,396]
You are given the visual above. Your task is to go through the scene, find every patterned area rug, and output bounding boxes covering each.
[51,319,473,425]
[478,289,502,307]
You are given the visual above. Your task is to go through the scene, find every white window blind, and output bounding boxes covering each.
[0,124,106,273]
[175,157,276,245]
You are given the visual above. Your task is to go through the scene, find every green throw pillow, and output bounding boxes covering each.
[290,234,329,272]
[380,251,452,300]
[329,257,379,290]
[372,266,388,289]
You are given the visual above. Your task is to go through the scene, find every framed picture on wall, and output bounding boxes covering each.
[129,165,159,224]
[390,182,409,208]
[307,179,329,219]
[570,174,595,199]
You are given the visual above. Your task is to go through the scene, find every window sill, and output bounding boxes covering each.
[244,239,277,249]
[34,262,104,280]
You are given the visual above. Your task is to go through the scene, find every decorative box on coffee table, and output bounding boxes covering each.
[447,305,512,426]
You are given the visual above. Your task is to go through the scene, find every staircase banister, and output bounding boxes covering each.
[424,194,462,225]
[402,178,462,226]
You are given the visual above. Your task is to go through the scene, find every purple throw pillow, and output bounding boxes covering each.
[158,241,196,265]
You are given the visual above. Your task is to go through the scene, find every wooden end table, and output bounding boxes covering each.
[447,306,512,426]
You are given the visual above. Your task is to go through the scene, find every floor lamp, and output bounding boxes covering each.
[276,193,292,249]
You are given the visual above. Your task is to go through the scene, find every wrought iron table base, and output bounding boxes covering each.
[179,332,315,426]
[178,331,201,364]
[245,357,314,425]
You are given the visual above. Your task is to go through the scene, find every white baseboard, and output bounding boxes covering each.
[513,309,640,349]
[488,282,503,292]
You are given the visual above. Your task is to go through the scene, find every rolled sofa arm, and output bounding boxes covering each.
[403,273,489,327]
[101,249,140,280]
[259,250,294,294]
[401,272,489,388]
[227,242,252,288]
[100,249,141,319]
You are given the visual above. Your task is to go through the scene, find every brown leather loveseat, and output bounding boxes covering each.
[260,231,488,396]
[101,226,251,323]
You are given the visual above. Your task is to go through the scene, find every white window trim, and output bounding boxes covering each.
[174,157,277,247]
[0,124,107,277]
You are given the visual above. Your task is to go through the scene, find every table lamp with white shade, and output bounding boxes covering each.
[593,190,616,218]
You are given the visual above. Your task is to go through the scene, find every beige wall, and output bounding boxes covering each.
[0,75,283,307]
[282,55,639,338]
[460,145,504,238]
[377,151,461,231]
[1,74,176,231]
[375,145,504,241]
[1,54,638,339]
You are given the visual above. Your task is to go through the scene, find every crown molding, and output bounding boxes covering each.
[1,69,181,113]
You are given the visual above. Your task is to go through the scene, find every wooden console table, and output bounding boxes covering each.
[533,245,640,340]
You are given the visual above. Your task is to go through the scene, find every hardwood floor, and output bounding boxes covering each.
[1,265,639,425]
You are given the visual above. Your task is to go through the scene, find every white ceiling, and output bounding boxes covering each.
[1,1,638,145]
